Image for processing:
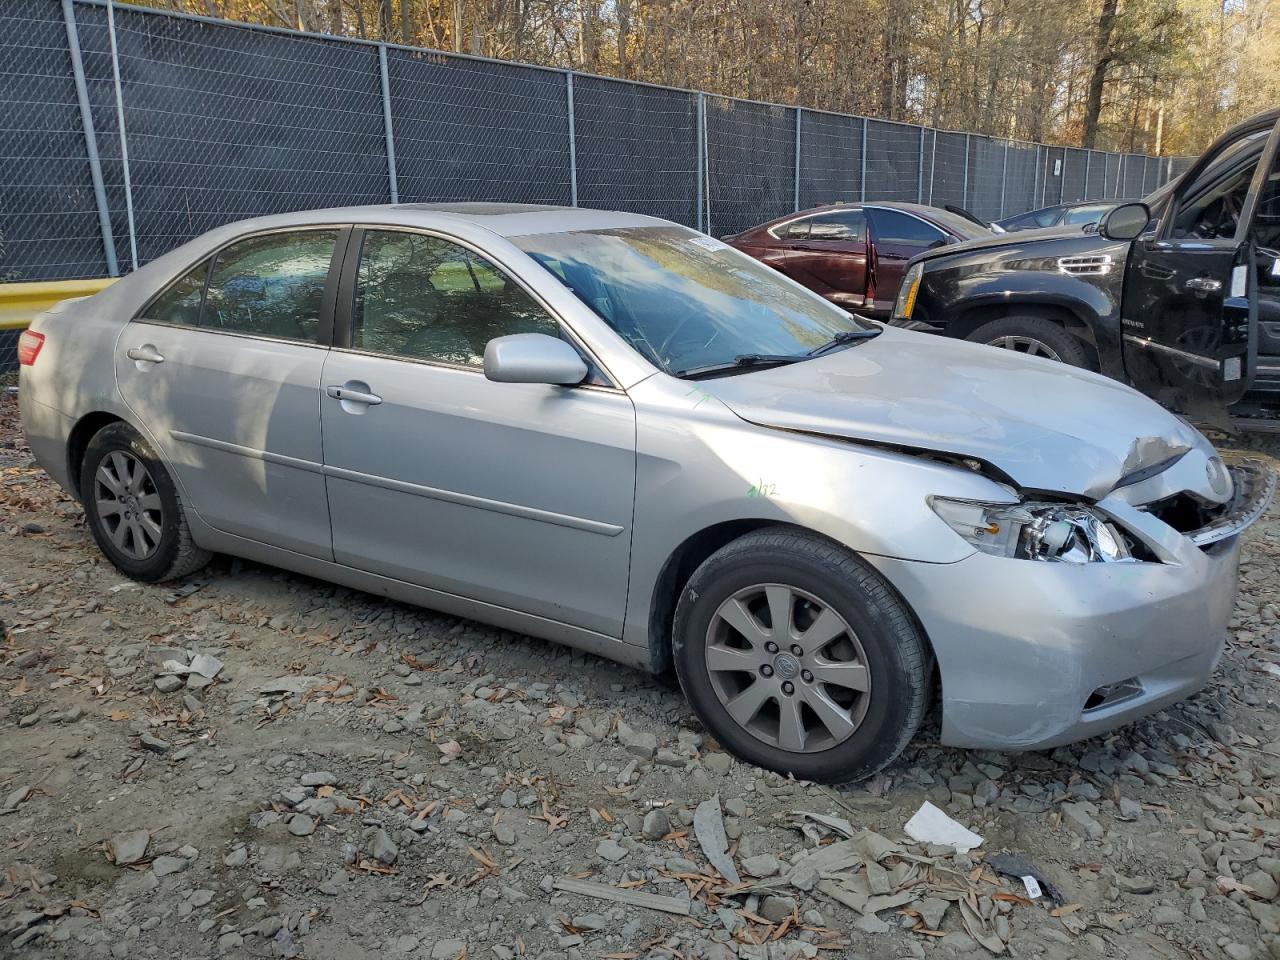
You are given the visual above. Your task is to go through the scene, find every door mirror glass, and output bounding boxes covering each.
[1099,202,1151,241]
[484,333,588,386]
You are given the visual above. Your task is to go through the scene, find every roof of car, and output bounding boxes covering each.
[758,200,949,223]
[194,203,670,241]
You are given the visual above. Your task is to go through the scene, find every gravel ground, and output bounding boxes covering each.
[3,383,1280,960]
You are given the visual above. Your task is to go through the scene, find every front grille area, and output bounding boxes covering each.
[1142,491,1218,535]
[1139,461,1276,549]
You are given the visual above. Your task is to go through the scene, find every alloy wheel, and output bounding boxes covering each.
[704,583,872,753]
[984,335,1063,361]
[93,450,163,560]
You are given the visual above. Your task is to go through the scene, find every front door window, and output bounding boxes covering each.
[352,230,560,366]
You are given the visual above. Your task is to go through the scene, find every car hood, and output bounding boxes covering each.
[697,326,1203,499]
[912,224,1098,264]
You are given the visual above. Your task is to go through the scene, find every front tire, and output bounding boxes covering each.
[672,528,931,783]
[80,422,211,582]
[968,315,1090,368]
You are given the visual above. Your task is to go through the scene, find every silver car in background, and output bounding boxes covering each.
[18,203,1275,782]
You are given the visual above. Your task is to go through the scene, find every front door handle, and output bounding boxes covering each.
[126,345,164,364]
[1185,276,1223,294]
[325,384,382,405]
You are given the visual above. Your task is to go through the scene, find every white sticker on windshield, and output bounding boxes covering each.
[688,235,731,253]
[1230,264,1247,298]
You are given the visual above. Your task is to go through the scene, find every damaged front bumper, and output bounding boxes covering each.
[865,459,1275,752]
[1183,460,1276,547]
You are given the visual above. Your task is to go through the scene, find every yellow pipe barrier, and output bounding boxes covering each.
[0,278,116,331]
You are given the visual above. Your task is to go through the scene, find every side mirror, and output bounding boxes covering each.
[1099,202,1151,242]
[483,333,588,386]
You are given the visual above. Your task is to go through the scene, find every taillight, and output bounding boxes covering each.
[17,330,45,366]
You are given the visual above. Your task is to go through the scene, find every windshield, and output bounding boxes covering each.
[512,226,871,375]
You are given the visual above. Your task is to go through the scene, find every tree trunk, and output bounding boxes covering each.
[1081,0,1117,149]
[616,0,631,77]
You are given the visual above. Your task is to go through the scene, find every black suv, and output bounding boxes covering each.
[890,108,1280,419]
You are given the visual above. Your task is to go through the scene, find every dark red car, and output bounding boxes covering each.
[724,202,991,316]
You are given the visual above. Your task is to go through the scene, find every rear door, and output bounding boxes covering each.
[1122,118,1280,415]
[115,227,341,558]
[866,208,949,314]
[780,209,869,309]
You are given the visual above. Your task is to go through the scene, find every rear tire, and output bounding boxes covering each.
[672,528,931,783]
[968,316,1090,368]
[80,422,211,582]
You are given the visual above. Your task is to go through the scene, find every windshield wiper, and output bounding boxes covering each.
[673,354,806,380]
[806,327,882,357]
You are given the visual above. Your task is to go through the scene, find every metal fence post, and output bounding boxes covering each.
[962,133,970,209]
[105,0,137,269]
[1031,146,1040,210]
[859,117,868,201]
[1084,150,1092,198]
[695,92,705,232]
[1059,151,1066,204]
[61,0,118,277]
[566,72,578,207]
[793,106,801,212]
[701,94,711,236]
[916,126,925,203]
[928,128,937,205]
[999,140,1009,217]
[1116,154,1124,198]
[377,45,398,203]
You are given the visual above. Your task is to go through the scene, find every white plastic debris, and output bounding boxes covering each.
[903,801,984,853]
[188,653,223,679]
[693,795,740,885]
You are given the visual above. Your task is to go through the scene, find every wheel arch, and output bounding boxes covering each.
[949,300,1100,362]
[645,520,937,685]
[66,411,128,501]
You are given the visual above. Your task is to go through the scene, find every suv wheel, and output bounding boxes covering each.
[80,422,211,582]
[968,316,1090,367]
[673,528,931,783]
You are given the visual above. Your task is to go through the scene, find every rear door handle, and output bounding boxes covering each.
[325,384,382,405]
[126,345,164,364]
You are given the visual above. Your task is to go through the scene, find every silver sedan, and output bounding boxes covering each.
[18,203,1275,782]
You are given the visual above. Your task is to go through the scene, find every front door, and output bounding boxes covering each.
[114,227,341,559]
[781,208,869,310]
[1122,118,1280,416]
[319,227,637,638]
[866,207,949,314]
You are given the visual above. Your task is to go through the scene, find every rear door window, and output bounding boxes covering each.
[805,210,866,241]
[202,230,338,342]
[142,260,209,326]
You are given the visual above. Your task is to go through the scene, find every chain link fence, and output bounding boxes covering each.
[2,0,1190,371]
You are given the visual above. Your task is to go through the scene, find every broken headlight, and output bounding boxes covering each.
[930,498,1134,563]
